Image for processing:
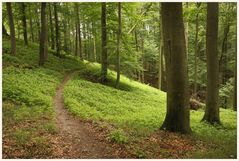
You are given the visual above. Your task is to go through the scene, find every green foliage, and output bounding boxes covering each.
[109,129,128,144]
[63,60,236,158]
[14,130,30,146]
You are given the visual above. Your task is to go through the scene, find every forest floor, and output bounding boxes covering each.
[53,69,117,158]
[2,38,237,159]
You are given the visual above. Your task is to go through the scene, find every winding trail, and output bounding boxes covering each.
[53,70,116,158]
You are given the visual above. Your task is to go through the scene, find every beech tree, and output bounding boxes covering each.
[101,2,107,83]
[202,3,220,124]
[160,3,191,133]
[54,3,60,57]
[21,3,28,45]
[39,3,47,66]
[115,2,121,88]
[6,2,16,55]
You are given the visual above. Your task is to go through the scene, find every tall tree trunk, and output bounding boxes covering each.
[185,2,189,60]
[202,3,220,124]
[6,2,16,55]
[54,3,60,57]
[83,20,87,60]
[21,3,28,45]
[92,22,96,62]
[160,3,191,133]
[115,2,121,88]
[75,21,78,56]
[158,3,162,90]
[49,4,54,50]
[39,3,46,66]
[161,51,167,92]
[141,33,145,83]
[29,5,34,42]
[36,10,41,42]
[76,4,83,60]
[101,2,107,83]
[44,12,48,61]
[233,39,237,111]
[194,3,201,97]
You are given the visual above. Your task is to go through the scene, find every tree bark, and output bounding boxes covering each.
[54,3,60,57]
[75,20,78,56]
[6,2,16,55]
[39,3,46,66]
[49,4,54,50]
[158,3,162,90]
[194,3,201,96]
[202,3,220,124]
[76,4,83,60]
[29,5,34,42]
[115,2,121,88]
[160,3,191,133]
[101,2,107,83]
[233,39,237,111]
[21,3,28,45]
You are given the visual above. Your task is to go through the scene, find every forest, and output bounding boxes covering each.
[2,2,237,159]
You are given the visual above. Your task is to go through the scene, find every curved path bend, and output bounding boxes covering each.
[53,70,116,158]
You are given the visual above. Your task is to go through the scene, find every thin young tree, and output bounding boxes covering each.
[6,2,16,55]
[158,3,162,90]
[160,3,191,133]
[233,39,237,111]
[75,20,78,56]
[76,3,83,60]
[28,4,34,42]
[39,3,47,66]
[21,2,28,45]
[202,3,220,124]
[101,2,107,83]
[54,3,60,57]
[194,3,201,96]
[49,4,54,50]
[115,2,121,88]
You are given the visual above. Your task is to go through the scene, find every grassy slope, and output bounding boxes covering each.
[2,38,237,158]
[2,38,83,158]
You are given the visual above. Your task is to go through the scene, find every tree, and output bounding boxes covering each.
[158,3,162,90]
[233,39,237,111]
[202,3,220,124]
[101,2,107,83]
[76,3,83,60]
[160,3,191,133]
[115,2,121,88]
[39,3,47,66]
[21,3,28,45]
[193,3,201,96]
[6,2,16,55]
[49,4,54,50]
[28,4,34,42]
[54,3,60,57]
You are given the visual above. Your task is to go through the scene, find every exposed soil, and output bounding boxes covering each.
[53,70,118,158]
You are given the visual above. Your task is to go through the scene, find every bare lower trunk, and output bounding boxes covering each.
[39,3,47,66]
[21,3,28,45]
[160,3,191,133]
[115,2,121,88]
[101,2,107,83]
[6,2,16,55]
[54,3,60,57]
[202,3,220,124]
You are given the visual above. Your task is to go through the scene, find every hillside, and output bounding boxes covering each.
[2,38,237,158]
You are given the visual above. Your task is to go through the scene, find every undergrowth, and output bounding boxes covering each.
[2,38,237,158]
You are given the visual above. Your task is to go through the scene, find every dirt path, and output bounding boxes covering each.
[53,70,116,158]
